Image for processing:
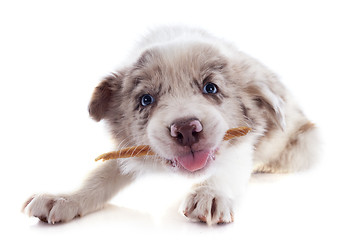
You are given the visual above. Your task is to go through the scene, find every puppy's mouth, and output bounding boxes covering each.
[167,149,216,172]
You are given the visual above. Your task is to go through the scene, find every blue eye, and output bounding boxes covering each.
[203,82,218,94]
[140,94,154,106]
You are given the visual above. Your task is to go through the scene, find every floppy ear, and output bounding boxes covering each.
[88,73,123,122]
[247,81,286,130]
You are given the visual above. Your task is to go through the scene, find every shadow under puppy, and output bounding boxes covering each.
[23,26,319,225]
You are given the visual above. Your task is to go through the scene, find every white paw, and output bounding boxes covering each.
[181,186,234,225]
[23,194,81,224]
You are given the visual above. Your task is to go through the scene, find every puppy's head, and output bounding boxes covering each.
[89,42,285,176]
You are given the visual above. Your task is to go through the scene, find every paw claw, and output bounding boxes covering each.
[198,215,207,223]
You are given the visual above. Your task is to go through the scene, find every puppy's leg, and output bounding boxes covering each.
[23,160,134,224]
[254,121,320,173]
[181,143,253,225]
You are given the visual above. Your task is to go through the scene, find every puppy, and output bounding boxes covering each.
[23,26,319,225]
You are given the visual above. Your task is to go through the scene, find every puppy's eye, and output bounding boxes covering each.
[203,82,218,94]
[140,94,155,106]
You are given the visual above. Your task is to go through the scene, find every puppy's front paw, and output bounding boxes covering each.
[181,186,234,225]
[23,194,81,224]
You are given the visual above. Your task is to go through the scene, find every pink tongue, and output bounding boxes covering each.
[176,150,211,172]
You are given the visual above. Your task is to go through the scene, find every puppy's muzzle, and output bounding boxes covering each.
[170,118,203,147]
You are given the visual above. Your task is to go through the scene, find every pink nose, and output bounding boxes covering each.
[170,119,203,147]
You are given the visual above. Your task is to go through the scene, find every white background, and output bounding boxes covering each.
[1,0,362,239]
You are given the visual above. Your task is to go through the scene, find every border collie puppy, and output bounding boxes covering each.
[23,26,319,225]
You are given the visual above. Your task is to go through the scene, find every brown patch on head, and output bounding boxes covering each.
[89,73,123,122]
[131,51,163,89]
[135,50,155,68]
